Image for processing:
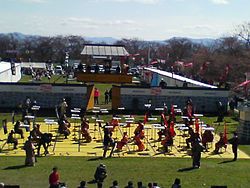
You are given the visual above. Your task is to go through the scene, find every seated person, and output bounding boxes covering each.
[14,120,24,138]
[116,132,128,151]
[30,124,42,142]
[7,130,18,149]
[134,130,145,151]
[81,117,92,143]
[201,129,214,150]
[94,164,107,183]
[58,115,71,139]
[214,132,226,154]
[37,133,53,156]
[161,131,174,153]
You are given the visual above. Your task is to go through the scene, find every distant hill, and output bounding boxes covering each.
[85,36,118,44]
[0,32,216,46]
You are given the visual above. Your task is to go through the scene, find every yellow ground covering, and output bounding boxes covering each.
[1,120,249,159]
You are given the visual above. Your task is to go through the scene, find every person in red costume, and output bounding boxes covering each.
[134,121,145,151]
[49,167,60,188]
[117,132,128,151]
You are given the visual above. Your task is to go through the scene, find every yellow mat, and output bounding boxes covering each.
[0,120,249,159]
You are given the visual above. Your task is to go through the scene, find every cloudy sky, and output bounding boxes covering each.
[0,0,249,40]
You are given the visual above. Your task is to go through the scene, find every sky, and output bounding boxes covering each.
[0,0,249,40]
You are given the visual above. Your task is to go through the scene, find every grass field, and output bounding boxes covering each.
[5,76,249,187]
[0,156,250,188]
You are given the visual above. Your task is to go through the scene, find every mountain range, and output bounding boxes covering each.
[0,32,216,46]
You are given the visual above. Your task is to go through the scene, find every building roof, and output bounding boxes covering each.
[144,67,217,89]
[81,44,129,56]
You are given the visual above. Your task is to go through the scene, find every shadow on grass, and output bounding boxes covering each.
[177,167,196,172]
[87,157,103,161]
[3,164,28,170]
[218,159,235,164]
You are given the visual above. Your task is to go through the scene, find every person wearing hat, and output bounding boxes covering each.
[94,164,107,183]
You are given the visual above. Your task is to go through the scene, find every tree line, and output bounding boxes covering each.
[0,22,250,86]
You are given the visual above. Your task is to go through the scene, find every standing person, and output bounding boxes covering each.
[109,88,112,102]
[94,88,100,105]
[59,98,68,118]
[191,133,203,168]
[103,127,116,158]
[49,167,60,188]
[105,89,109,104]
[228,132,239,161]
[24,136,36,166]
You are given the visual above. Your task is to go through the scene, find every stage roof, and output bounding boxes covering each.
[145,67,217,89]
[81,44,129,56]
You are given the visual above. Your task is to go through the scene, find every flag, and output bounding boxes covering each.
[223,122,228,144]
[199,61,210,75]
[184,62,193,68]
[161,113,168,128]
[195,118,199,133]
[143,113,148,124]
[170,104,175,121]
[169,121,176,137]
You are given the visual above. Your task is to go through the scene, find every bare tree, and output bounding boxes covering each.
[235,22,250,48]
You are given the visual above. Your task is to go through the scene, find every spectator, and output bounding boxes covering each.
[109,88,112,102]
[147,183,153,188]
[86,65,91,73]
[49,167,60,188]
[183,80,188,88]
[94,88,100,105]
[159,79,167,88]
[78,180,87,188]
[78,63,84,72]
[105,89,109,104]
[137,181,146,188]
[0,182,4,188]
[152,183,160,188]
[125,181,134,188]
[171,178,181,188]
[94,164,107,183]
[116,65,121,74]
[110,180,119,188]
[95,64,99,73]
